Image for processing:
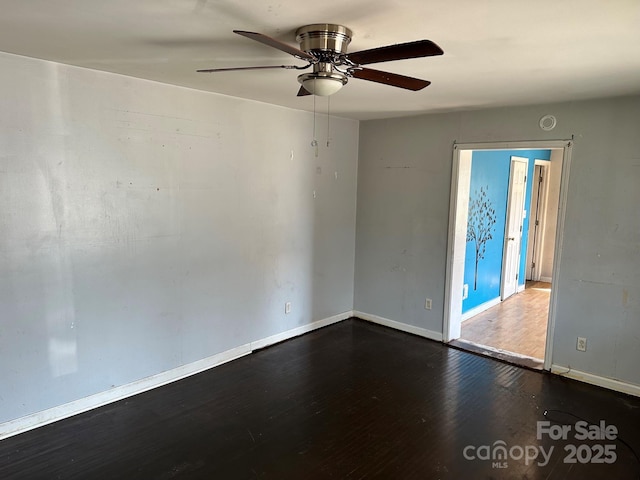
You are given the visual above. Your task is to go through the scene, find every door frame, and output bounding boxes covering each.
[500,156,529,301]
[443,140,573,371]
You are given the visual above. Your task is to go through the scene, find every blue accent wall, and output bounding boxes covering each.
[463,149,551,314]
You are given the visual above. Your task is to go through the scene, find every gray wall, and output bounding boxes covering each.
[355,95,640,386]
[0,52,358,424]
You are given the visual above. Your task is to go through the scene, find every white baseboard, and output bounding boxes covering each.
[354,311,443,342]
[461,297,501,322]
[0,311,353,440]
[517,284,526,293]
[540,276,553,283]
[250,311,352,351]
[0,344,251,440]
[551,364,640,397]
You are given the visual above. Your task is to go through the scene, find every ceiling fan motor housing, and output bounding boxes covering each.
[295,24,353,55]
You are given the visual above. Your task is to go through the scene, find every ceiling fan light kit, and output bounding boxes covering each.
[298,72,347,96]
[197,24,443,97]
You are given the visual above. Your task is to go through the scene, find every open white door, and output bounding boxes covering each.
[501,156,528,300]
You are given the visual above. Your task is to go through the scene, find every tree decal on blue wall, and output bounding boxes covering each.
[467,186,497,290]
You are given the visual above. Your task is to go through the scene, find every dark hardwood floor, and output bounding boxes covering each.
[1,318,639,479]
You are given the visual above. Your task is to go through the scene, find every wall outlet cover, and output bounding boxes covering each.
[577,337,587,352]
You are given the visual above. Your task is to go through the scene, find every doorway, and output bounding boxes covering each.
[444,141,572,370]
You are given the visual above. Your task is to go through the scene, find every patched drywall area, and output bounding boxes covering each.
[355,95,640,388]
[0,51,359,424]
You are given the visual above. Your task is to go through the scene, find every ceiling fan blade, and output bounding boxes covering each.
[351,68,431,91]
[197,65,303,73]
[297,86,311,97]
[234,30,315,61]
[347,40,443,66]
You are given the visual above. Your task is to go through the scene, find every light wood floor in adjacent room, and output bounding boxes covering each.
[460,281,551,360]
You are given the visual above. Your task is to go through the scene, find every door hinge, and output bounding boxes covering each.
[535,219,539,226]
[531,262,535,268]
[516,273,519,281]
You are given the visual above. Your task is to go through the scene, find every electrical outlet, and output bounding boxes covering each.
[462,284,469,300]
[285,302,292,314]
[577,337,587,352]
[425,298,432,310]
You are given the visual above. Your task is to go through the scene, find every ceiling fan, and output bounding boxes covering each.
[197,24,443,96]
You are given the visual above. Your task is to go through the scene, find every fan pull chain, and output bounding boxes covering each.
[326,95,331,147]
[311,82,318,157]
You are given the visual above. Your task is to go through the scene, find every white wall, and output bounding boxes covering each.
[355,95,640,387]
[0,52,359,425]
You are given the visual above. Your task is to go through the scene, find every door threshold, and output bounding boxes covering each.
[449,339,544,370]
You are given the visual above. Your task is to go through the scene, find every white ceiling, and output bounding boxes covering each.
[1,0,639,120]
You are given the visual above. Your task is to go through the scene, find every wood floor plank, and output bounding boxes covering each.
[461,281,551,359]
[1,319,638,479]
